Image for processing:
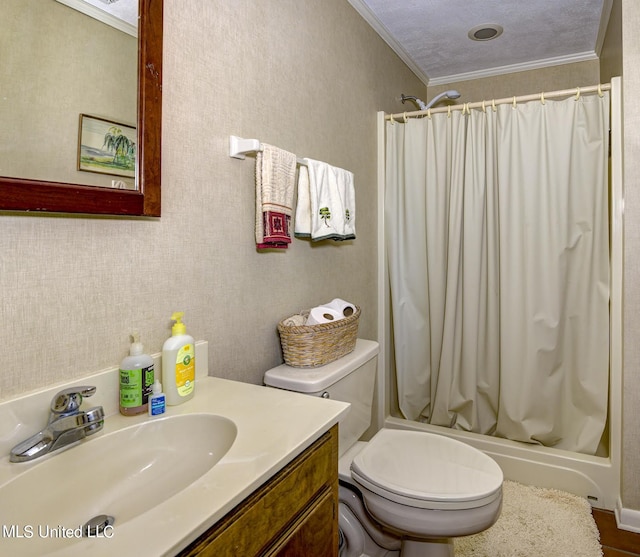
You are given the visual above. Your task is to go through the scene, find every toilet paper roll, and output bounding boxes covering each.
[305,306,343,326]
[326,298,357,318]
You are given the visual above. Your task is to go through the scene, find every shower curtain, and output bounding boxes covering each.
[385,92,610,455]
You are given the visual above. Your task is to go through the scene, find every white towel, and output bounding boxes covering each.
[295,166,312,237]
[281,314,306,327]
[255,144,297,249]
[294,158,356,241]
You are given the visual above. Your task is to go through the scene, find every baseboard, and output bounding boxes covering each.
[616,498,640,533]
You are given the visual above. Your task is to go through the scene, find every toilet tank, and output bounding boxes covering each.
[264,339,379,456]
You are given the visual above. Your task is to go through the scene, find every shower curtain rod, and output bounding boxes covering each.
[386,82,611,121]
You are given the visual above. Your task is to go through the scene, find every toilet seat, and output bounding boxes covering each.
[351,429,503,510]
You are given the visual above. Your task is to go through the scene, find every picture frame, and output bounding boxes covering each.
[77,114,136,178]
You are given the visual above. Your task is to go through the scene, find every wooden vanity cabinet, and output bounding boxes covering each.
[177,425,339,557]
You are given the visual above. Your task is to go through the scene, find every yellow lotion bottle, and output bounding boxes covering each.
[162,312,196,405]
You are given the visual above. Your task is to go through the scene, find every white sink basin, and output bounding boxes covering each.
[0,413,237,556]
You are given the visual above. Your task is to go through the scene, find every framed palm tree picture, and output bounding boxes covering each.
[77,114,136,178]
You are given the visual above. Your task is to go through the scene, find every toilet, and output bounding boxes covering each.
[264,339,503,557]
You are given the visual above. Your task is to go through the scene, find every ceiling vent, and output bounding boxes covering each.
[468,24,503,41]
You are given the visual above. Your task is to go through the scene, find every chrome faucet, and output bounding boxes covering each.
[9,386,105,463]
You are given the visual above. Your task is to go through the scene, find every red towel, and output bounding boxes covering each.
[255,144,297,249]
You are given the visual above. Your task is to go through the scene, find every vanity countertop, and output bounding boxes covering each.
[0,374,350,556]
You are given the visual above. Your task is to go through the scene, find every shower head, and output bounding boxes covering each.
[400,90,461,111]
[425,90,461,109]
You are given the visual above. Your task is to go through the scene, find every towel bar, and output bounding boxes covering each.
[229,136,307,165]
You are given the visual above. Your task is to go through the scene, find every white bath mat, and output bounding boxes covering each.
[454,480,603,557]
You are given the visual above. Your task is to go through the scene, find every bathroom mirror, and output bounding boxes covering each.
[0,0,162,217]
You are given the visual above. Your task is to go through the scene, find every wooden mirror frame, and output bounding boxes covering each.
[0,0,162,217]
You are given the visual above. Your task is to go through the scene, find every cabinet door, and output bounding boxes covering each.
[266,487,337,557]
[177,426,339,557]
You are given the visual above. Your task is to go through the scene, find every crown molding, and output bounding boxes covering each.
[426,51,599,87]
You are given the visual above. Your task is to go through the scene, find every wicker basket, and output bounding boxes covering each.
[277,306,360,368]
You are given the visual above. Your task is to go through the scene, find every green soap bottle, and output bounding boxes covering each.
[119,332,155,416]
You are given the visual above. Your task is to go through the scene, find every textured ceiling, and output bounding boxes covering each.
[82,0,137,26]
[56,0,137,36]
[348,0,612,85]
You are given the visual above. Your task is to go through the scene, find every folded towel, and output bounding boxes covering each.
[255,144,297,249]
[295,158,356,241]
[295,166,312,238]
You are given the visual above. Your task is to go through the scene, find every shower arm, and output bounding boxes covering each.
[401,90,461,111]
[400,94,428,111]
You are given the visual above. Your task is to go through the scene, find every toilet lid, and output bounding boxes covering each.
[351,429,503,510]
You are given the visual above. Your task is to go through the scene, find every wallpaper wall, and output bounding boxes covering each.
[0,0,423,399]
[619,0,640,513]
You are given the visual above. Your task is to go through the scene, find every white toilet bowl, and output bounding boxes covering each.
[348,429,503,556]
[264,340,503,557]
[337,431,502,557]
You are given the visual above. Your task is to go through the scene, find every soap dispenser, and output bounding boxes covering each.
[162,312,196,406]
[119,332,155,415]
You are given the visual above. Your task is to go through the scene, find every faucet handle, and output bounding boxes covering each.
[50,386,97,417]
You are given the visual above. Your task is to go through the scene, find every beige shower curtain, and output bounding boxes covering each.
[385,92,610,454]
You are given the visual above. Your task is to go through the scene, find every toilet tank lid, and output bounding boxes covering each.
[264,339,379,393]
